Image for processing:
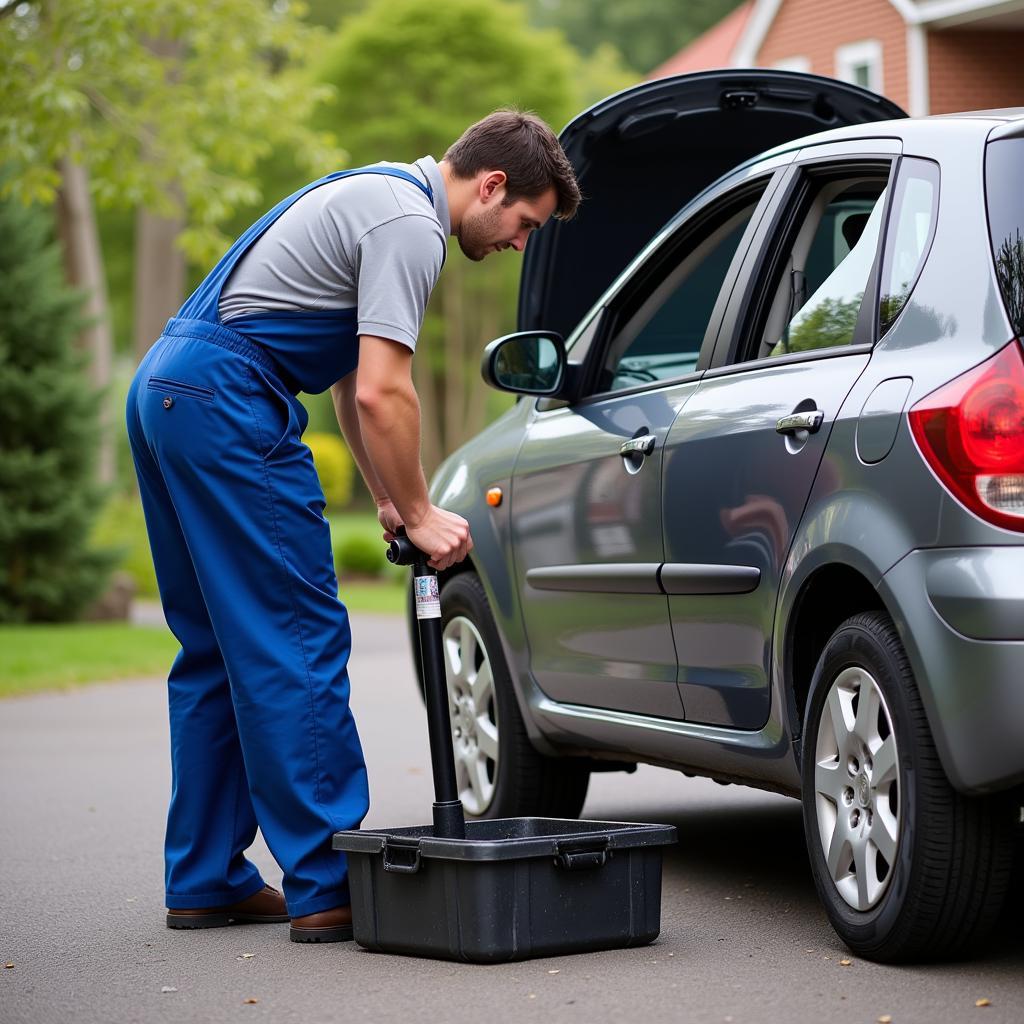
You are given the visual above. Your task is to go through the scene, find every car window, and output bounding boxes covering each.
[879,158,939,336]
[985,138,1024,337]
[597,193,764,394]
[749,173,889,361]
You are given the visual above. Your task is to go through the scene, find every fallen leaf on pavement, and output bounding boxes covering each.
[243,998,259,1004]
[4,963,14,969]
[840,959,852,966]
[976,998,991,1008]
[238,953,256,960]
[160,986,177,993]
[877,1015,892,1023]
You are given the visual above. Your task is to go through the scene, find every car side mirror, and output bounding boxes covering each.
[481,331,567,396]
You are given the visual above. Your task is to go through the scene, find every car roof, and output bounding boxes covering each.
[746,108,1024,170]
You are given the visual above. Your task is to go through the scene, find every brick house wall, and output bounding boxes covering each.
[755,0,910,110]
[927,30,1024,114]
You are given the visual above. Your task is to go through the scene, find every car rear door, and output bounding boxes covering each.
[661,139,901,730]
[510,167,783,719]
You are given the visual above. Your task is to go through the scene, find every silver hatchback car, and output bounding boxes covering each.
[411,71,1024,962]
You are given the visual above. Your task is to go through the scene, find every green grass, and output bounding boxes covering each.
[0,623,181,697]
[2,581,403,700]
[338,580,406,615]
[0,502,406,700]
[0,580,404,699]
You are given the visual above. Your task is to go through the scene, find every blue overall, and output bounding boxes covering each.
[126,167,434,917]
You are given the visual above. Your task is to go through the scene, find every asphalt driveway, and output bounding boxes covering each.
[2,613,1022,1024]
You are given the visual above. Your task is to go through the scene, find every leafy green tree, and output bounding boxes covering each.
[0,0,337,260]
[0,195,114,622]
[525,0,745,74]
[315,0,630,470]
[0,0,342,478]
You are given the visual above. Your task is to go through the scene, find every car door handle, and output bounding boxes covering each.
[619,434,656,457]
[775,410,824,436]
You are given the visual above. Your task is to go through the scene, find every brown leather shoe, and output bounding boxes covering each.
[289,904,354,943]
[166,884,289,929]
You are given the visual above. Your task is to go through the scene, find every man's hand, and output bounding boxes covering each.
[376,498,404,542]
[406,505,472,572]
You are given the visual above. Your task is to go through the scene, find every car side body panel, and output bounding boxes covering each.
[428,110,1024,796]
[776,117,1024,793]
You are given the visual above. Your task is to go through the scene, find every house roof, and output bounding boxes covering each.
[647,1,754,79]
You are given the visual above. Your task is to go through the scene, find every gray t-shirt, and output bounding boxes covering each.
[218,156,450,351]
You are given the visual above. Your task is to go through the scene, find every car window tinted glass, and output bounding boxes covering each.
[879,158,939,336]
[754,176,888,360]
[985,138,1024,337]
[601,198,760,393]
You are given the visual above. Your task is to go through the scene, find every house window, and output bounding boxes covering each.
[772,56,811,73]
[835,40,883,93]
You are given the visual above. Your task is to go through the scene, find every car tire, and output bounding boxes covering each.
[801,610,1015,962]
[439,572,589,820]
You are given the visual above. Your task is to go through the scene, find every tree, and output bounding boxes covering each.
[524,0,746,75]
[0,0,342,478]
[0,194,115,622]
[315,0,631,471]
[785,295,863,353]
[994,229,1024,337]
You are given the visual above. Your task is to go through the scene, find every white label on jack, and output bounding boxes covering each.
[413,574,441,619]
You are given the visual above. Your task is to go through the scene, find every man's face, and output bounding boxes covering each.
[457,176,557,263]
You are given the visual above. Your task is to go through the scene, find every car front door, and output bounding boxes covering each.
[662,140,901,729]
[510,169,781,719]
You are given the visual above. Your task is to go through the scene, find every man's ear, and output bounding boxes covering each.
[479,170,507,204]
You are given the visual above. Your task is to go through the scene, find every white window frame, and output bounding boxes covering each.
[772,56,812,73]
[835,39,884,94]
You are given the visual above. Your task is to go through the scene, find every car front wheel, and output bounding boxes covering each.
[440,572,589,820]
[801,610,1014,962]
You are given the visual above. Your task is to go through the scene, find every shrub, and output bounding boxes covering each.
[305,431,354,510]
[91,495,159,599]
[334,533,386,579]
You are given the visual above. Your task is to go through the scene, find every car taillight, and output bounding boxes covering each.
[909,341,1024,532]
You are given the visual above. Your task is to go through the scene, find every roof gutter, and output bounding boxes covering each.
[893,0,1024,27]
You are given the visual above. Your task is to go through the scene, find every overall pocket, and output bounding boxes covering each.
[147,376,216,403]
[248,365,307,462]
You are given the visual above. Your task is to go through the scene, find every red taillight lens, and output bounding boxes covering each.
[909,341,1024,532]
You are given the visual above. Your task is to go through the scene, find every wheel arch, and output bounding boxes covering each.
[782,556,888,758]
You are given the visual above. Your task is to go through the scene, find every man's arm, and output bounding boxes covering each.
[330,372,388,507]
[332,335,471,571]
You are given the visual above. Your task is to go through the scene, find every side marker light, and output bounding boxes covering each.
[486,487,503,507]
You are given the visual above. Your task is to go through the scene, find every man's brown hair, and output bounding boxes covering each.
[444,109,581,221]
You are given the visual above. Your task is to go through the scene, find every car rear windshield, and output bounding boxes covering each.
[985,138,1024,337]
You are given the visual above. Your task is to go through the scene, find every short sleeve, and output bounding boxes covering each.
[355,215,446,350]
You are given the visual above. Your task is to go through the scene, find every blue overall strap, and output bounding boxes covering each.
[178,167,434,324]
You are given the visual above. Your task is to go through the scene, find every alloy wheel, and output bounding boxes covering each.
[813,666,901,911]
[442,614,500,815]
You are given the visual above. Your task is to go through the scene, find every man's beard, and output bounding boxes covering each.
[456,202,506,262]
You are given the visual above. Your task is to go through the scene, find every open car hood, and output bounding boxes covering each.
[518,70,906,338]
